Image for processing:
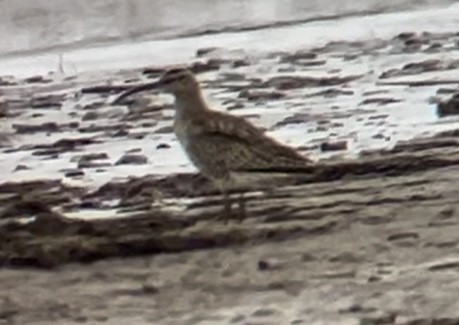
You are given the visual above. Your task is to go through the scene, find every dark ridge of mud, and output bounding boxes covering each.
[1,135,459,269]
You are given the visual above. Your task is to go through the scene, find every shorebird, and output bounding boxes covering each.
[113,68,312,217]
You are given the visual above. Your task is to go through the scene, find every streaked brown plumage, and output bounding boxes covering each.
[113,68,312,217]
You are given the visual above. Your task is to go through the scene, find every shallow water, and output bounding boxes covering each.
[0,0,456,56]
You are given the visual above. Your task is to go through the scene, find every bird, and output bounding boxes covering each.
[113,68,313,218]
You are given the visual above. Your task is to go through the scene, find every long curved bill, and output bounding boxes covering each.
[112,80,161,105]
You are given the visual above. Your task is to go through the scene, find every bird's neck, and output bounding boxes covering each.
[174,88,209,121]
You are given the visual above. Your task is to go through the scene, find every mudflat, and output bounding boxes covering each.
[2,17,459,324]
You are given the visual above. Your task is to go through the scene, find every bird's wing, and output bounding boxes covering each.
[192,111,312,172]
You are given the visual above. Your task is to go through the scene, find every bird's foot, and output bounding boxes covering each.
[217,194,246,223]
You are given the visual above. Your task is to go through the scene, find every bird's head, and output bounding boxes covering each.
[112,68,198,104]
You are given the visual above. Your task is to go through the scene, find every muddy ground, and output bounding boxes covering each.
[2,24,459,325]
[2,136,459,324]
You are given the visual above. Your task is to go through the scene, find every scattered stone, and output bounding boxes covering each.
[156,143,171,150]
[428,260,459,271]
[273,113,310,128]
[0,103,8,118]
[405,318,459,325]
[82,111,99,121]
[81,85,133,95]
[387,232,420,241]
[0,77,16,86]
[251,308,278,317]
[64,169,85,178]
[189,59,222,74]
[306,88,354,98]
[24,75,51,84]
[0,198,63,220]
[112,129,130,137]
[437,93,459,117]
[257,258,284,271]
[360,313,396,325]
[231,59,250,68]
[264,75,361,90]
[238,89,285,101]
[226,102,245,110]
[82,101,105,110]
[14,164,30,172]
[437,88,459,95]
[13,122,60,134]
[425,42,443,52]
[77,153,110,169]
[115,154,148,166]
[32,148,62,157]
[196,47,220,57]
[320,141,347,152]
[154,126,174,134]
[141,283,159,295]
[360,98,401,106]
[78,124,132,134]
[31,95,64,109]
[279,50,317,63]
[380,59,459,79]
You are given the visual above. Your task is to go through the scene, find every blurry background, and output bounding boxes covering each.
[0,0,456,56]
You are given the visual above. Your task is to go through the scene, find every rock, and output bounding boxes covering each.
[196,47,220,57]
[264,75,361,90]
[156,143,171,150]
[78,124,131,134]
[320,141,347,152]
[368,114,389,120]
[82,101,105,110]
[13,122,60,134]
[437,88,459,95]
[226,102,245,110]
[115,154,148,166]
[306,88,354,98]
[437,93,459,117]
[425,42,443,52]
[360,98,401,106]
[279,50,317,63]
[112,129,130,137]
[82,111,99,121]
[80,85,133,94]
[0,77,16,86]
[189,59,222,74]
[394,32,416,40]
[238,89,285,101]
[360,313,396,325]
[0,198,63,220]
[14,164,30,172]
[231,59,250,68]
[77,153,110,169]
[380,59,459,79]
[24,75,51,84]
[63,169,85,178]
[154,126,174,134]
[32,148,62,157]
[31,95,64,109]
[257,258,285,271]
[273,113,310,128]
[26,137,102,156]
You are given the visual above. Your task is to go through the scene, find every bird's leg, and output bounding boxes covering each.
[237,192,246,220]
[222,188,232,217]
